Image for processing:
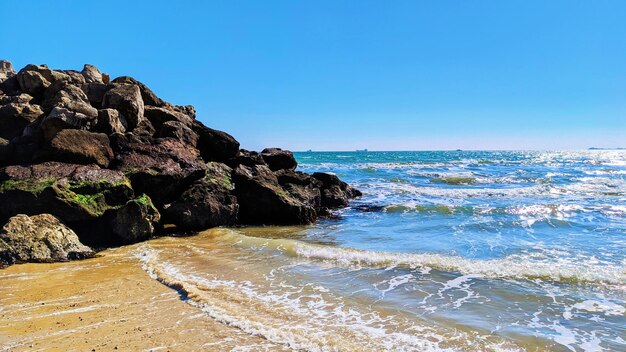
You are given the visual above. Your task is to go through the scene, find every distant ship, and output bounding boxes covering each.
[306,149,313,152]
[356,149,368,152]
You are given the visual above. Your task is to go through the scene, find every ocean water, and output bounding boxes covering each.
[138,151,626,351]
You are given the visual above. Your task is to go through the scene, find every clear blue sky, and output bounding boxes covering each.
[2,1,625,150]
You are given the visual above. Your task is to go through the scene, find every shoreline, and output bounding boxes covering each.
[0,232,288,352]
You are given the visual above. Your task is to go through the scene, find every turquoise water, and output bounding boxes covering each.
[138,150,625,351]
[294,151,625,350]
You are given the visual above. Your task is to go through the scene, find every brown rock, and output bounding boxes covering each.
[38,129,113,167]
[0,214,94,265]
[261,147,298,171]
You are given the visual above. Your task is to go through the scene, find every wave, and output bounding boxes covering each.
[217,231,626,287]
[375,203,626,219]
[135,245,518,352]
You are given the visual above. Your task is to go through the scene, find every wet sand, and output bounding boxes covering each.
[0,240,287,352]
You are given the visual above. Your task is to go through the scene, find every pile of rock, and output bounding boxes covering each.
[0,61,360,265]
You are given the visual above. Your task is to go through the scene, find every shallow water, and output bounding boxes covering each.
[5,150,625,351]
[136,151,626,351]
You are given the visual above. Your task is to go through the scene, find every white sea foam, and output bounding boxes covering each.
[134,246,520,352]
[572,300,626,316]
[212,231,626,287]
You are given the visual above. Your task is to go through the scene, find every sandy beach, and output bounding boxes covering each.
[0,237,287,352]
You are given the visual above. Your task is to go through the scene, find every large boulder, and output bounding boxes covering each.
[16,65,53,98]
[0,60,15,82]
[0,94,45,140]
[144,105,194,131]
[163,162,238,230]
[81,82,109,106]
[261,147,297,171]
[192,120,240,162]
[81,64,103,84]
[102,83,144,130]
[158,120,198,146]
[233,164,316,225]
[102,195,161,245]
[0,214,94,266]
[312,172,362,208]
[38,106,97,140]
[36,129,113,167]
[0,162,134,225]
[95,108,127,134]
[276,170,322,209]
[111,76,164,107]
[111,137,206,206]
[226,149,266,168]
[43,84,98,119]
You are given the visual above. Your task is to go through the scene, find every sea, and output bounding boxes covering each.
[137,150,626,351]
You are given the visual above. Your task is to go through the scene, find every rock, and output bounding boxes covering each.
[261,147,297,171]
[0,75,20,96]
[81,64,103,83]
[233,164,316,224]
[0,60,15,82]
[144,105,194,130]
[37,129,113,167]
[192,120,240,162]
[163,162,238,230]
[0,138,11,166]
[39,107,97,140]
[169,104,196,119]
[95,109,126,134]
[225,149,266,168]
[111,137,206,205]
[95,108,127,134]
[81,82,109,107]
[0,163,134,225]
[275,170,322,208]
[0,214,94,265]
[16,66,51,98]
[102,83,144,130]
[15,64,76,99]
[0,94,45,140]
[132,118,156,139]
[111,76,164,106]
[8,134,41,165]
[43,84,98,120]
[312,172,362,208]
[158,120,198,146]
[103,195,160,244]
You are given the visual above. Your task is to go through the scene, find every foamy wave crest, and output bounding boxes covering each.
[291,244,625,286]
[134,245,517,352]
[216,231,625,287]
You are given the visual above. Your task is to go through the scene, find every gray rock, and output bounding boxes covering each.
[39,107,97,140]
[81,64,103,83]
[0,60,15,82]
[96,109,127,134]
[0,94,45,140]
[0,214,94,265]
[102,83,144,130]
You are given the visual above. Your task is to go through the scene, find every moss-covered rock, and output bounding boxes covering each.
[162,162,238,230]
[0,162,134,225]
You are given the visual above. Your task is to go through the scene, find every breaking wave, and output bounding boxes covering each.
[216,230,626,287]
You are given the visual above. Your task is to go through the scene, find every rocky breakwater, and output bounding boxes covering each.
[0,60,360,266]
